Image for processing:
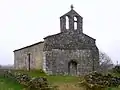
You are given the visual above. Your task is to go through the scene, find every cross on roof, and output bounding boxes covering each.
[71,4,74,10]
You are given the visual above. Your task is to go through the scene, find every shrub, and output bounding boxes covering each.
[78,71,120,90]
[113,65,120,73]
[27,77,56,90]
[3,70,58,90]
[15,73,31,86]
[78,80,106,90]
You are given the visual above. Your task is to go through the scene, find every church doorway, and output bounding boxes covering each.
[68,60,77,75]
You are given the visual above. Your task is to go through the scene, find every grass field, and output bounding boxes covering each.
[0,70,81,90]
[0,76,81,90]
[0,75,24,90]
[0,70,120,90]
[11,70,80,84]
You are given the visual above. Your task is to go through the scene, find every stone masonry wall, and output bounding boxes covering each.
[14,42,44,70]
[44,49,99,75]
[44,31,99,75]
[44,31,96,51]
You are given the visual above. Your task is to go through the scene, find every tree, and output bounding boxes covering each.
[113,65,120,73]
[98,51,114,73]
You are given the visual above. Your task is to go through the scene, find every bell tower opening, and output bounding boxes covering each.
[74,16,77,30]
[60,5,83,33]
[66,16,69,29]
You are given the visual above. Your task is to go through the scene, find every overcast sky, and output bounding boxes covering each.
[0,0,120,65]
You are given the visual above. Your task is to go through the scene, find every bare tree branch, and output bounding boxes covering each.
[98,51,113,73]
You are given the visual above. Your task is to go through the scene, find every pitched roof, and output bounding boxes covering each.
[44,32,62,39]
[83,33,96,41]
[13,41,44,52]
[60,9,83,18]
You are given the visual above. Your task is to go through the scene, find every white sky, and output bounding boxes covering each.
[0,0,120,65]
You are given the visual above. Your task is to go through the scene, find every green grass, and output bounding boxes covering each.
[0,75,24,90]
[0,70,80,90]
[11,70,80,84]
[46,75,80,84]
[107,87,120,90]
[111,72,120,77]
[1,70,120,90]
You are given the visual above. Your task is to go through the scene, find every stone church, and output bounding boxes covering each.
[14,5,99,75]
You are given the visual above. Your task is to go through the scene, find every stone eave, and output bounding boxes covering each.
[44,32,62,39]
[83,33,96,41]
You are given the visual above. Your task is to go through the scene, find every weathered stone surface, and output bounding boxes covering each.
[44,49,98,75]
[43,7,99,75]
[14,6,99,75]
[14,42,44,70]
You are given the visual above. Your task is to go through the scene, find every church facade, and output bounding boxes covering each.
[14,6,99,75]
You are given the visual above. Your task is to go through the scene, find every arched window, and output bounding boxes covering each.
[74,16,77,30]
[66,16,69,29]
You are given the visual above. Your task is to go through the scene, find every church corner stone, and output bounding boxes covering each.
[14,6,99,76]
